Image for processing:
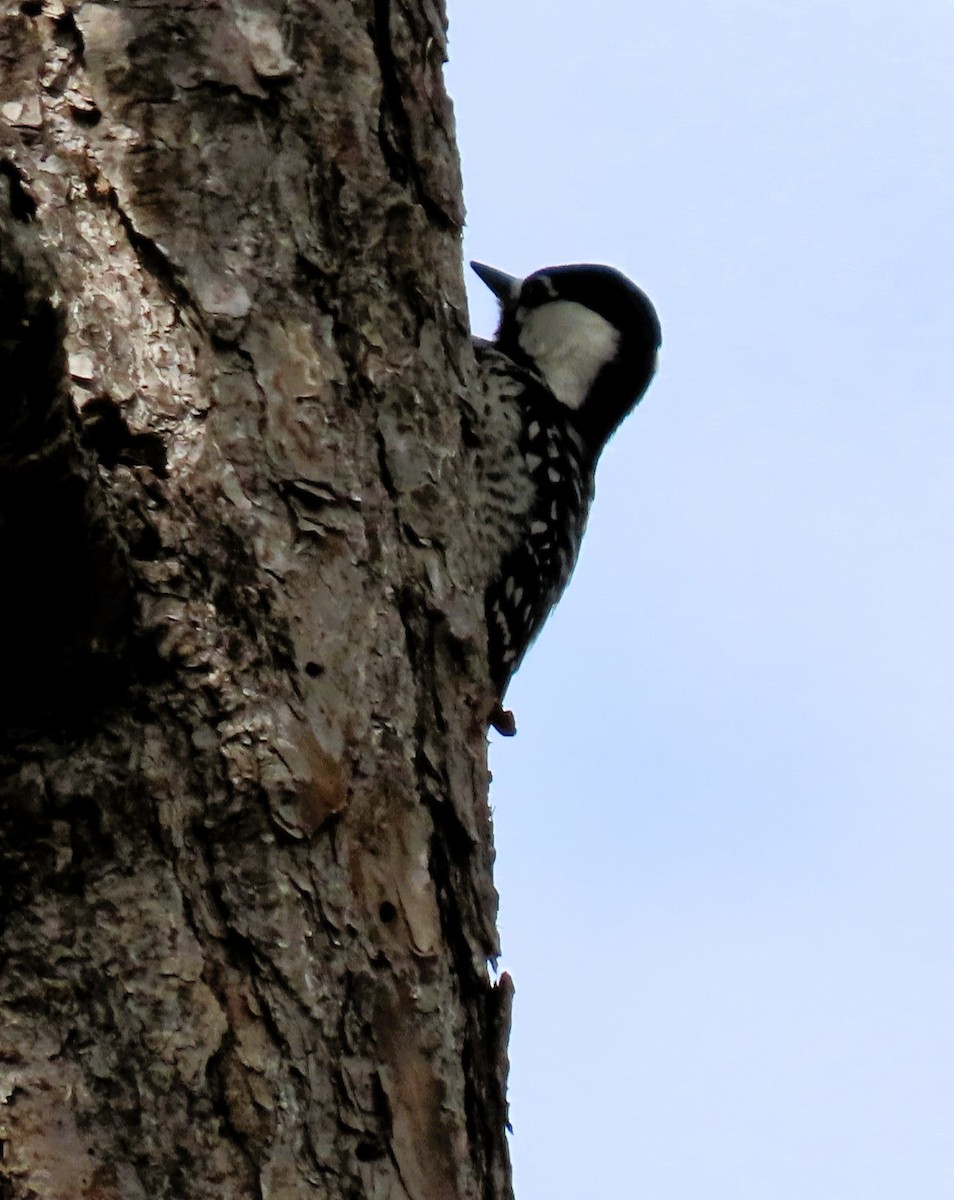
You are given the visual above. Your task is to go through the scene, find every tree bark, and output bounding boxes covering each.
[0,1,512,1197]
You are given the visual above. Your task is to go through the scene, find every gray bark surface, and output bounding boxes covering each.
[0,1,513,1196]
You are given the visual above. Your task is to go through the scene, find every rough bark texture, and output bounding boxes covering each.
[0,2,513,1197]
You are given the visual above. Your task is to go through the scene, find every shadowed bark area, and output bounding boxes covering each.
[0,1,513,1197]
[0,174,132,717]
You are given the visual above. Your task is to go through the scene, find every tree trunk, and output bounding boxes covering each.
[0,1,512,1196]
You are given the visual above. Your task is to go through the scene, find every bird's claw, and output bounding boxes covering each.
[489,704,517,737]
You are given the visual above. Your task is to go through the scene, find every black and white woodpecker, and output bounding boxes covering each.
[468,260,661,734]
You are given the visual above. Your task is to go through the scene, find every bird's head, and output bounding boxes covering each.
[472,260,661,451]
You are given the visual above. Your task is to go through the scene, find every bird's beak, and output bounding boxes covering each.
[471,261,521,304]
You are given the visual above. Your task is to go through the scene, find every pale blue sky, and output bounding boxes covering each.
[445,3,954,1197]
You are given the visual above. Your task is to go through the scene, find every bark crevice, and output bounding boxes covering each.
[0,178,133,724]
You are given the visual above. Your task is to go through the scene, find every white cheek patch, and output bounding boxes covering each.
[517,300,620,409]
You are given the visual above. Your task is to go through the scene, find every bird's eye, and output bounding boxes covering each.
[520,277,555,308]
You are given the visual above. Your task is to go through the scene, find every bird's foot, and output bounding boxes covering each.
[489,704,517,737]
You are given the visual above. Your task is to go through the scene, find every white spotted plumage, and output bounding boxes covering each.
[467,260,661,728]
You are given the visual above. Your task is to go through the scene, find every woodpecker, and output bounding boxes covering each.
[468,260,660,734]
